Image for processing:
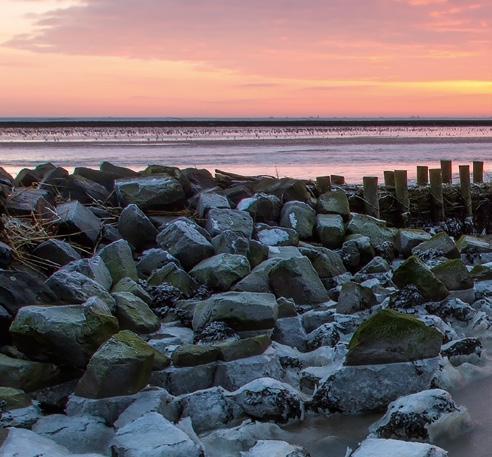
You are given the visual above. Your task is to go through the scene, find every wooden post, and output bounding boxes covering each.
[440,160,452,184]
[473,161,484,184]
[459,165,472,218]
[331,175,345,186]
[429,168,445,222]
[394,170,410,213]
[363,176,380,218]
[316,176,332,193]
[383,171,395,188]
[416,166,429,186]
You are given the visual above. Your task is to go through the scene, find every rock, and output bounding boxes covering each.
[369,389,471,443]
[113,292,160,333]
[346,310,443,365]
[63,174,110,204]
[441,337,484,366]
[148,263,198,297]
[151,362,216,395]
[412,232,460,260]
[157,219,215,270]
[46,270,115,307]
[234,258,281,293]
[316,214,345,248]
[311,357,439,414]
[136,248,180,278]
[172,344,220,367]
[398,229,432,257]
[193,291,278,332]
[30,379,78,412]
[215,352,284,391]
[197,191,230,217]
[75,330,155,399]
[0,269,58,316]
[0,402,42,428]
[99,239,138,283]
[280,201,316,239]
[346,213,397,251]
[256,226,299,247]
[32,239,81,269]
[302,309,335,333]
[182,168,216,192]
[358,256,390,274]
[0,241,13,268]
[0,427,108,457]
[56,201,102,245]
[212,230,250,257]
[33,414,114,455]
[206,208,254,238]
[272,317,307,351]
[7,188,54,217]
[194,321,240,345]
[351,438,447,457]
[118,204,157,252]
[237,193,281,222]
[431,259,473,291]
[0,386,31,410]
[231,377,303,423]
[425,298,479,324]
[190,253,251,290]
[254,177,310,203]
[216,335,271,362]
[111,412,202,457]
[336,282,377,314]
[276,297,297,318]
[317,190,350,219]
[269,256,328,304]
[0,354,60,392]
[299,246,346,279]
[177,386,243,433]
[115,175,186,209]
[242,440,309,457]
[306,323,340,350]
[388,285,425,310]
[456,234,492,253]
[61,256,112,290]
[393,256,449,301]
[113,277,152,303]
[101,161,138,180]
[470,262,492,281]
[11,304,118,368]
[342,235,376,271]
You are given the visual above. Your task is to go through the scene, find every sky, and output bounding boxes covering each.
[0,0,490,117]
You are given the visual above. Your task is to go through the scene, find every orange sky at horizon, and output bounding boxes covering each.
[0,0,490,117]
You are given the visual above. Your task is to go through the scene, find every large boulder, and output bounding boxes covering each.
[99,239,138,284]
[398,229,432,257]
[317,190,350,219]
[115,175,185,209]
[311,357,439,414]
[118,204,157,252]
[299,246,346,279]
[197,191,230,217]
[237,193,281,222]
[346,310,443,365]
[192,291,278,332]
[32,240,81,269]
[336,282,377,314]
[113,292,160,334]
[190,253,251,291]
[393,256,449,301]
[431,259,474,291]
[61,256,112,290]
[172,344,220,367]
[111,411,202,457]
[75,330,155,398]
[10,304,118,368]
[256,226,299,247]
[212,230,250,257]
[351,438,447,457]
[157,219,214,270]
[412,232,460,259]
[231,377,303,423]
[206,208,254,238]
[369,388,471,443]
[147,263,197,297]
[280,201,316,239]
[269,256,328,304]
[254,178,310,203]
[316,214,345,248]
[56,201,102,245]
[346,213,398,251]
[0,353,60,392]
[456,234,492,253]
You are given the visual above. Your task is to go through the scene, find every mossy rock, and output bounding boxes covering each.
[0,386,31,410]
[113,292,160,334]
[393,256,449,301]
[346,213,397,250]
[317,191,350,219]
[431,259,474,291]
[412,232,460,259]
[216,334,271,362]
[346,309,443,365]
[470,263,492,281]
[172,344,220,367]
[456,235,492,253]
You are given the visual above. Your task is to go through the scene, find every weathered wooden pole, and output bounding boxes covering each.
[363,176,380,218]
[429,168,445,221]
[383,171,395,188]
[440,160,452,184]
[394,170,410,213]
[459,165,472,218]
[416,166,429,186]
[331,175,345,186]
[316,176,332,193]
[473,161,484,184]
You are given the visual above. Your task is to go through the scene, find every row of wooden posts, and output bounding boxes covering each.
[316,160,485,222]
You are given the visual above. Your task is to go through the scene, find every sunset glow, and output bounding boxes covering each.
[0,0,490,117]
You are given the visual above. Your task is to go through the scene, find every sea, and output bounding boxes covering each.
[1,119,491,183]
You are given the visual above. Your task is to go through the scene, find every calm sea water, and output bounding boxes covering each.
[1,125,491,182]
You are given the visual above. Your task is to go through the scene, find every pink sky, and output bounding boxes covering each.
[0,0,491,117]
